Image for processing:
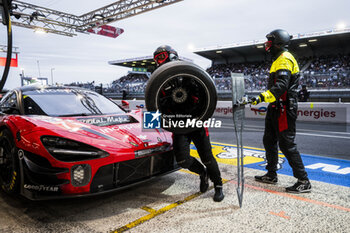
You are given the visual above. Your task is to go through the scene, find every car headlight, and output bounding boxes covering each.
[41,136,109,162]
[71,164,91,187]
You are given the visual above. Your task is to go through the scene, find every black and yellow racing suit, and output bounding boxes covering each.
[262,51,309,180]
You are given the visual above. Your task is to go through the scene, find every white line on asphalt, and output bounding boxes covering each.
[295,132,350,139]
[219,126,264,131]
[219,126,350,139]
[222,123,350,135]
[295,128,350,135]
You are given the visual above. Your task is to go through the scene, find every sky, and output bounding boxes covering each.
[1,0,350,89]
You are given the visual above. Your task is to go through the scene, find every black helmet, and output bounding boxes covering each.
[153,45,178,66]
[265,29,293,52]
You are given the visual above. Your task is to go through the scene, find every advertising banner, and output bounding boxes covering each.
[87,24,124,38]
[0,53,18,67]
[214,102,349,123]
[115,100,350,124]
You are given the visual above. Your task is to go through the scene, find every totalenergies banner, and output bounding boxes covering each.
[114,99,350,124]
[215,101,349,123]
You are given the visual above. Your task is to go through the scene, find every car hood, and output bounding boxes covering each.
[21,112,171,149]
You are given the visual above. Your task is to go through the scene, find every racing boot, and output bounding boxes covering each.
[213,184,224,202]
[286,179,312,193]
[254,171,278,184]
[199,168,209,193]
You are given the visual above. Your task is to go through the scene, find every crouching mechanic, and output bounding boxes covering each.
[153,45,224,201]
[251,29,311,193]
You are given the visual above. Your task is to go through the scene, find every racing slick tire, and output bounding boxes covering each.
[0,128,20,194]
[145,60,217,134]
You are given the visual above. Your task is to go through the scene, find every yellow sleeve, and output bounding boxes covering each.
[261,90,276,103]
[274,55,294,72]
[273,51,300,74]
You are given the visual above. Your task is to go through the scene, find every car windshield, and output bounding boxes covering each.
[22,88,124,116]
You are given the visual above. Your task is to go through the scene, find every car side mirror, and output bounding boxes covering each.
[121,100,129,106]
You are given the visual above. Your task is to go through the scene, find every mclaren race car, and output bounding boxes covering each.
[0,85,177,200]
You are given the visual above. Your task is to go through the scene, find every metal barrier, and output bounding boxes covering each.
[105,90,350,102]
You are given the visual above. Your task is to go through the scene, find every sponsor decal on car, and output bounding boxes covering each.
[28,116,88,132]
[33,89,92,94]
[100,123,140,134]
[76,115,137,127]
[24,184,59,192]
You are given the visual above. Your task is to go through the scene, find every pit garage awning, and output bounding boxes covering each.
[194,28,350,65]
[109,56,193,73]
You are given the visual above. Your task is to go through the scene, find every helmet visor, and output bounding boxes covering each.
[154,51,169,65]
[264,40,273,52]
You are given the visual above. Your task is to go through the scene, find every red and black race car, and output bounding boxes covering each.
[0,85,177,200]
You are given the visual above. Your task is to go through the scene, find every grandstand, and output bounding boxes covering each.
[208,54,350,91]
[110,72,148,94]
[194,28,350,101]
[107,55,193,98]
[194,28,350,64]
[103,28,350,101]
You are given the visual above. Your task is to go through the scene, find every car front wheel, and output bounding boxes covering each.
[0,129,20,194]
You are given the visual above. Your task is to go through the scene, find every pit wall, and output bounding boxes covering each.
[117,100,350,124]
[215,102,350,124]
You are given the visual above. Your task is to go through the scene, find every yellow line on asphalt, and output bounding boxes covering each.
[178,169,199,176]
[111,191,204,233]
[110,170,229,233]
[211,141,284,154]
[112,144,348,233]
[141,206,157,214]
[111,142,247,232]
[112,142,279,232]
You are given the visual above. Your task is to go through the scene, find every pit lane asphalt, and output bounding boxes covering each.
[0,118,349,233]
[210,117,350,160]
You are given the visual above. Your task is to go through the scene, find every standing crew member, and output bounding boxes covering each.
[251,30,312,193]
[153,45,224,201]
[298,85,310,102]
